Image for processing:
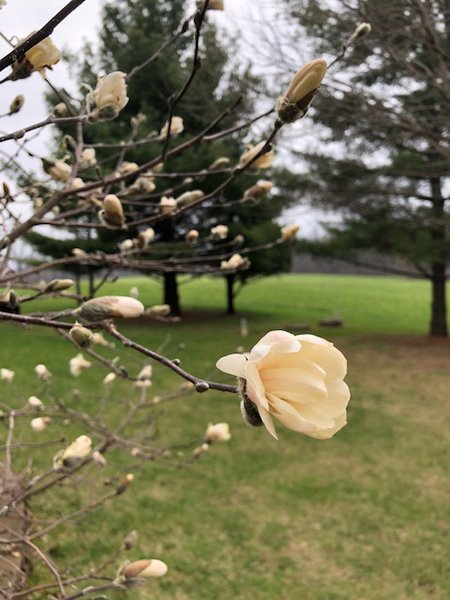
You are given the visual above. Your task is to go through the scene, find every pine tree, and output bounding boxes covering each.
[28,0,293,315]
[279,0,449,336]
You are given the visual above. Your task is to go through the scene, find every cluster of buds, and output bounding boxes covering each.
[87,71,129,121]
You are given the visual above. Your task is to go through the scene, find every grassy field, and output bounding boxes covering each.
[0,274,449,599]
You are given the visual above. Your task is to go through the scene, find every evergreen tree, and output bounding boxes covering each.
[278,0,449,336]
[29,0,293,315]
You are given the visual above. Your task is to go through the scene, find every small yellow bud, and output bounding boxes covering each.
[44,278,74,292]
[69,322,94,348]
[276,58,327,123]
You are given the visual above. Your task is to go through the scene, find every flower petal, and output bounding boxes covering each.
[216,353,247,378]
[307,411,347,439]
[258,405,278,439]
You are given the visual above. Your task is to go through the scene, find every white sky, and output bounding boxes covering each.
[0,0,332,238]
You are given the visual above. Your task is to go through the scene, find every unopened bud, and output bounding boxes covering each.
[9,95,24,115]
[116,473,134,495]
[69,322,94,348]
[44,278,74,292]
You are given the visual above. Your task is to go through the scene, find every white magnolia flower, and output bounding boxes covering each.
[135,365,152,388]
[88,71,129,120]
[69,353,92,377]
[205,422,231,442]
[220,253,250,271]
[217,330,350,440]
[27,396,43,409]
[239,142,274,170]
[80,148,96,168]
[103,372,116,385]
[31,417,50,432]
[19,35,61,74]
[159,196,177,215]
[54,435,92,469]
[0,368,14,382]
[210,224,228,240]
[35,364,51,381]
[48,159,71,182]
[281,224,300,241]
[160,116,184,137]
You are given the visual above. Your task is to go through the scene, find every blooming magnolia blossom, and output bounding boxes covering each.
[88,71,129,120]
[205,422,231,442]
[12,35,61,79]
[35,364,51,380]
[220,253,250,271]
[210,224,228,240]
[239,142,274,171]
[160,116,184,137]
[216,330,350,440]
[0,368,14,382]
[69,353,92,377]
[54,435,92,469]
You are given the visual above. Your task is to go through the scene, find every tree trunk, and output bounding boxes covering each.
[225,274,236,315]
[429,178,448,337]
[163,272,181,316]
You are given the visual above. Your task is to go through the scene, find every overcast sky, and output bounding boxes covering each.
[0,0,335,238]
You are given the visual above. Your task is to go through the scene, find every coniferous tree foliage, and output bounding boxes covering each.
[279,0,449,336]
[29,0,293,314]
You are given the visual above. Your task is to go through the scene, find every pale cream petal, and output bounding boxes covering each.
[267,395,319,435]
[261,367,327,397]
[301,345,347,378]
[245,362,269,410]
[249,330,299,362]
[271,389,347,419]
[258,405,278,439]
[296,334,333,347]
[267,393,335,428]
[307,411,347,439]
[216,353,247,378]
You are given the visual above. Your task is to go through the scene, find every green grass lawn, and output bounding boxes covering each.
[1,274,449,599]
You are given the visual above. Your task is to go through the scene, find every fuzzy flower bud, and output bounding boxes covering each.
[103,372,116,385]
[35,364,51,380]
[0,368,14,382]
[99,194,125,229]
[31,416,50,432]
[243,180,273,201]
[137,227,155,249]
[205,422,231,442]
[69,353,92,377]
[281,224,300,241]
[276,58,327,123]
[54,102,68,115]
[176,190,204,207]
[146,304,171,317]
[77,296,145,321]
[80,148,96,168]
[69,322,94,348]
[121,559,168,581]
[135,365,152,388]
[9,95,24,115]
[44,278,74,293]
[27,396,43,409]
[54,435,92,469]
[185,229,199,244]
[44,159,71,182]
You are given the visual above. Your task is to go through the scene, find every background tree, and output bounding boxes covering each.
[274,0,449,336]
[28,0,294,315]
